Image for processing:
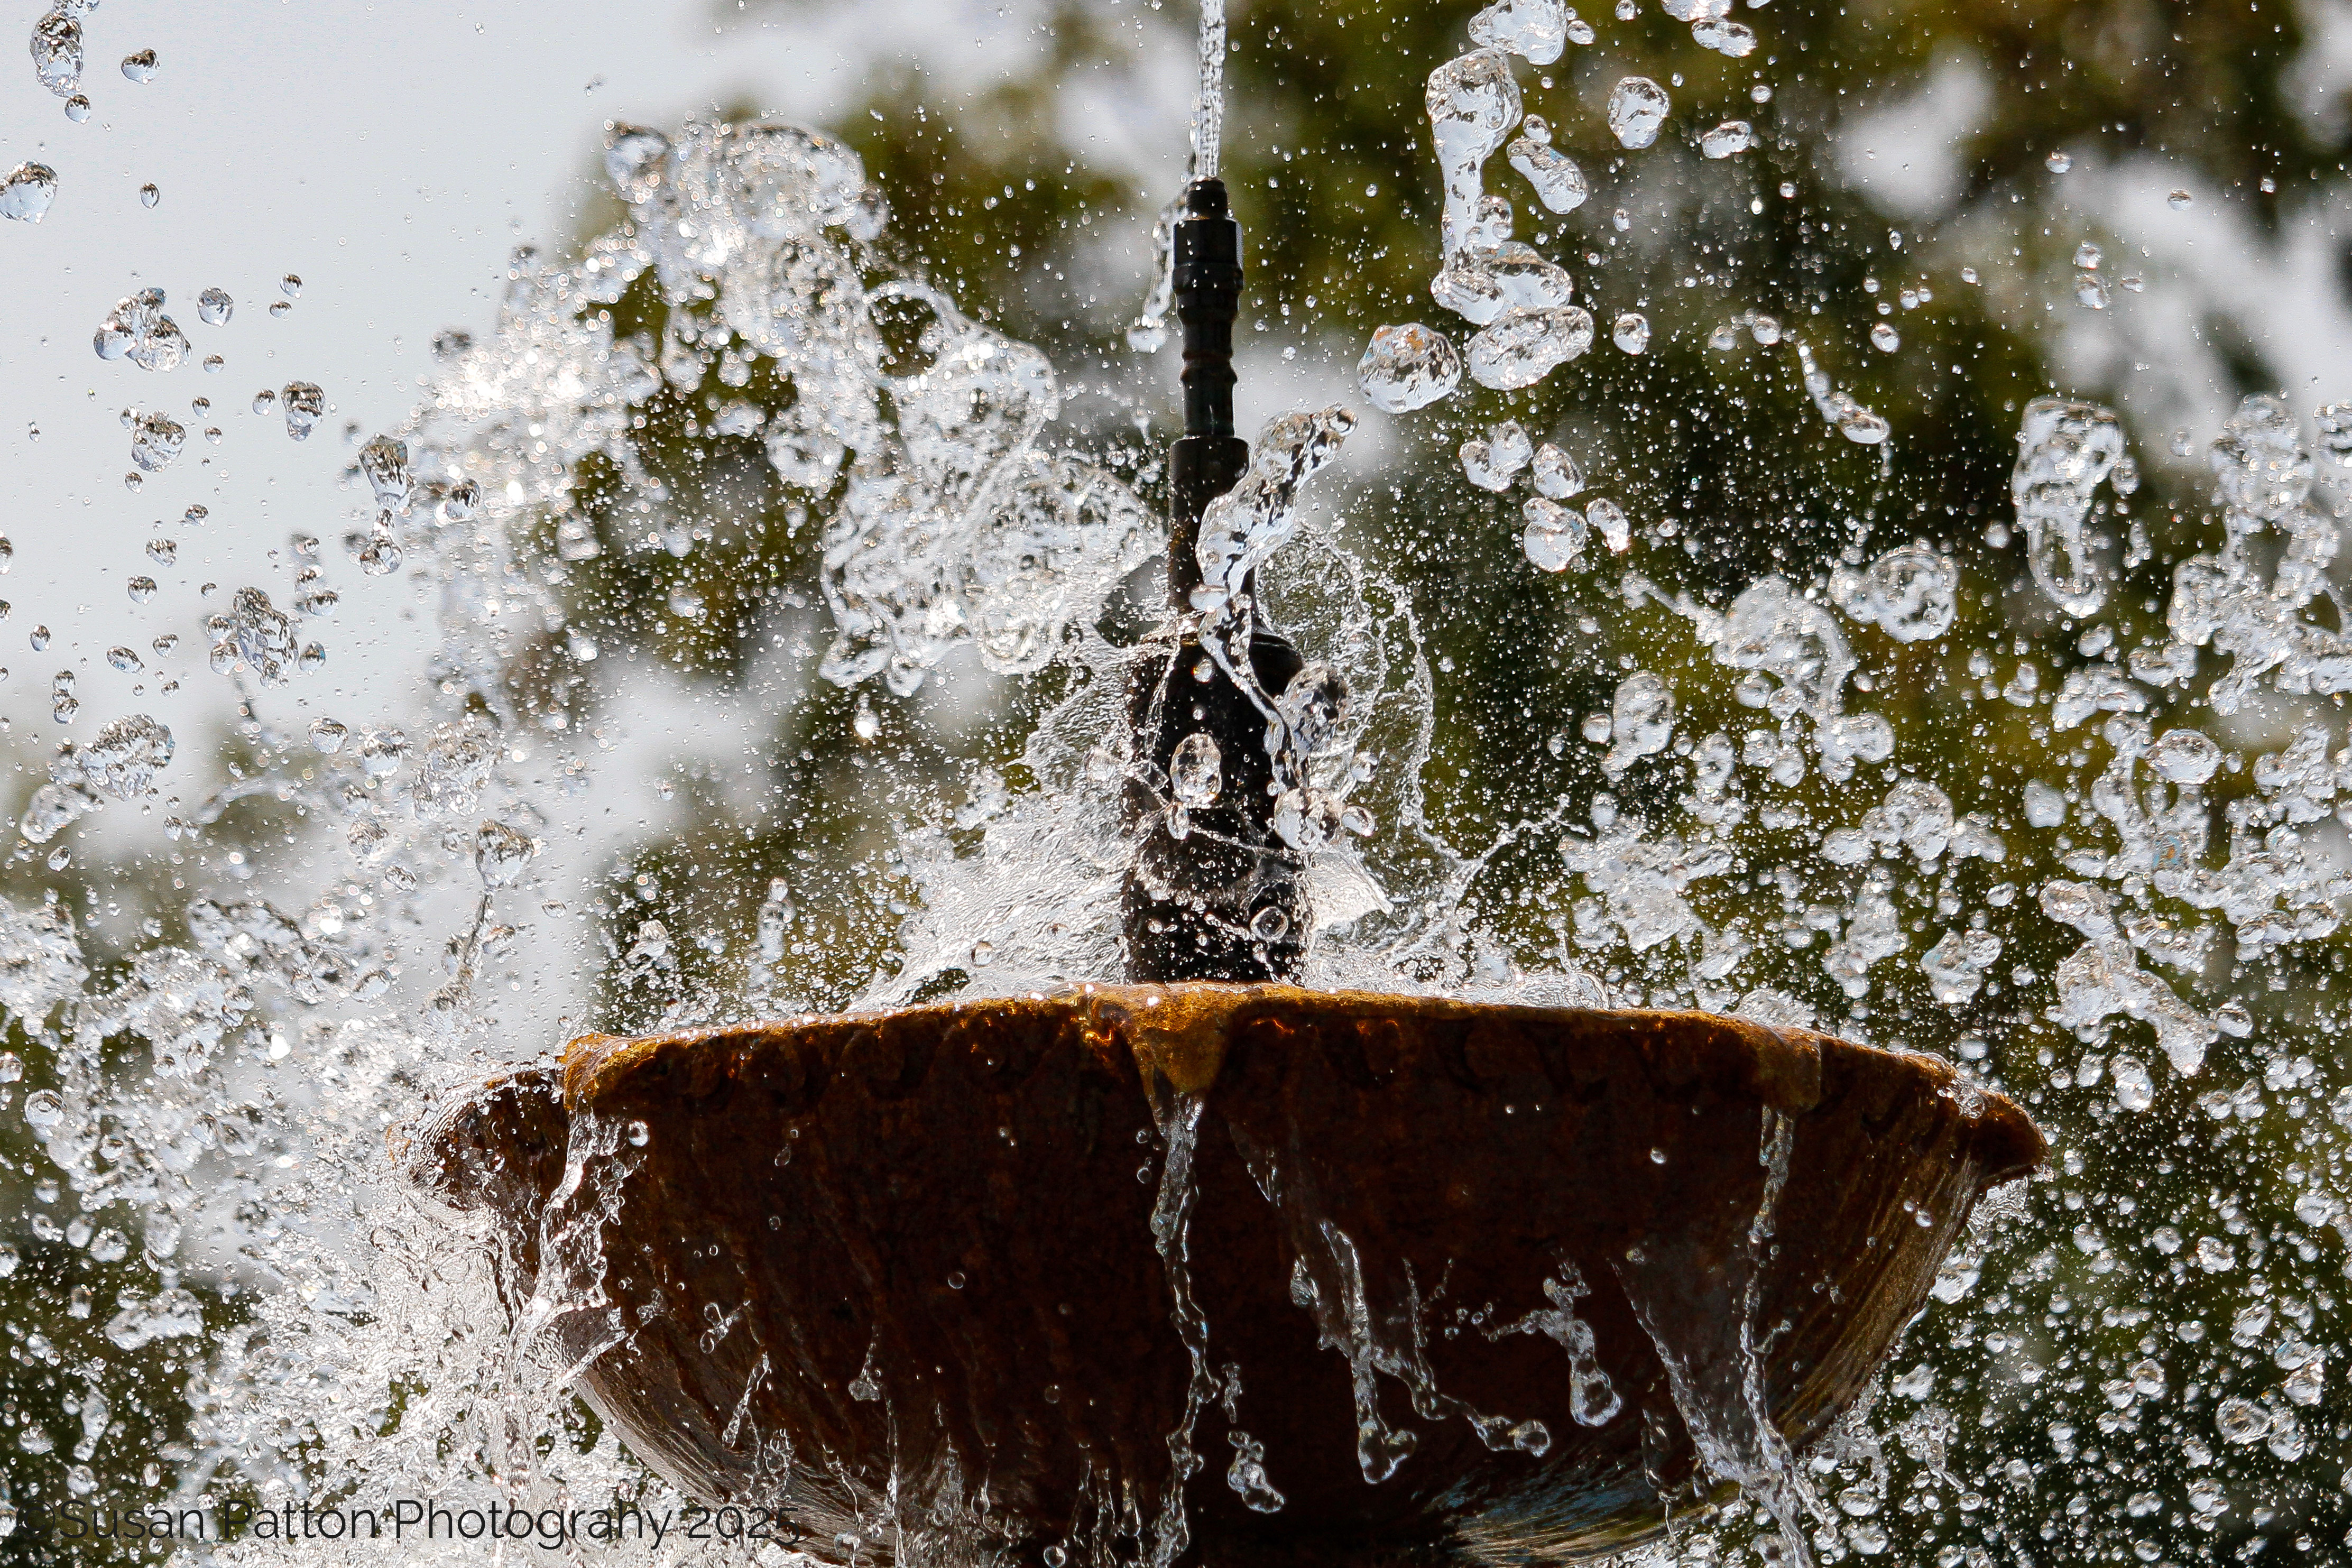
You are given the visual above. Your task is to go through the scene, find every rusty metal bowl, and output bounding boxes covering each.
[396,983,2040,1566]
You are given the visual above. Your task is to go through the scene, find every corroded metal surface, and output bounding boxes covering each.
[397,984,2041,1566]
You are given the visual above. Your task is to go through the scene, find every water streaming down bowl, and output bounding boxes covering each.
[400,985,2039,1565]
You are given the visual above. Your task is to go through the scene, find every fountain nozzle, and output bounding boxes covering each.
[1123,178,1312,985]
[1167,177,1248,599]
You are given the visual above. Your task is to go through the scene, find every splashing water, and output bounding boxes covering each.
[1428,50,1523,257]
[11,3,2352,1565]
[2013,395,2124,616]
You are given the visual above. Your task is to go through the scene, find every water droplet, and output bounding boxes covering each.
[1467,305,1592,389]
[1611,312,1650,354]
[1794,339,1889,445]
[474,820,537,888]
[30,12,82,99]
[1171,732,1222,809]
[1699,119,1755,159]
[1834,545,1957,643]
[280,274,302,298]
[61,94,87,122]
[62,714,172,798]
[1506,137,1588,214]
[0,162,58,223]
[268,300,291,318]
[307,717,347,754]
[1606,77,1670,148]
[105,646,140,672]
[196,287,233,327]
[138,182,159,208]
[128,409,185,472]
[119,48,156,82]
[29,626,48,651]
[1469,0,1567,64]
[2168,188,2193,209]
[1523,499,1588,573]
[2216,1396,2268,1444]
[1692,16,1756,55]
[1358,322,1461,412]
[1870,322,1899,352]
[94,290,189,371]
[281,382,324,441]
[2046,150,2073,173]
[2110,1054,2154,1112]
[1585,496,1631,553]
[1530,443,1583,500]
[1460,420,1532,489]
[126,576,156,603]
[440,478,481,523]
[206,586,301,685]
[1433,247,1573,325]
[358,435,412,508]
[355,727,408,777]
[1602,670,1674,773]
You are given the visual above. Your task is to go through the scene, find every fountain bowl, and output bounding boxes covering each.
[396,983,2040,1565]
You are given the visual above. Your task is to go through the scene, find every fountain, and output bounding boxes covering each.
[395,12,2040,1562]
[29,0,2352,1562]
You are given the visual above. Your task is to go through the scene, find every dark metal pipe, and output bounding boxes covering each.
[1166,178,1248,601]
[1121,178,1310,985]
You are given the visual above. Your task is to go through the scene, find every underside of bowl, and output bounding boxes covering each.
[396,983,2041,1567]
